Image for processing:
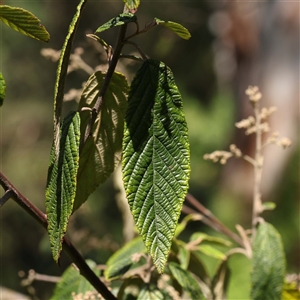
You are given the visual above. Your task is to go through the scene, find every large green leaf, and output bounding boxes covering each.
[95,13,136,34]
[0,5,50,42]
[105,237,146,280]
[45,112,81,262]
[74,71,128,211]
[123,0,140,12]
[169,262,204,300]
[51,260,100,300]
[46,0,86,262]
[0,72,6,107]
[154,18,191,40]
[122,59,190,273]
[52,0,87,154]
[251,222,286,300]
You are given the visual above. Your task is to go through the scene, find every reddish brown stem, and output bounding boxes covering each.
[0,171,117,300]
[185,193,244,246]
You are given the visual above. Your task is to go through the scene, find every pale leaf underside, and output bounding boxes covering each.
[74,71,128,211]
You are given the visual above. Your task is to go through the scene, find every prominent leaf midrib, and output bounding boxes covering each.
[125,120,187,189]
[153,136,188,178]
[123,59,190,272]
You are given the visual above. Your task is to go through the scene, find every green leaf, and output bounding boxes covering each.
[74,71,128,211]
[45,111,81,262]
[169,262,204,300]
[137,284,164,300]
[282,280,300,300]
[154,18,191,40]
[198,245,226,260]
[51,260,100,300]
[251,222,286,300]
[0,72,6,107]
[188,251,210,283]
[95,13,137,34]
[178,242,190,270]
[86,33,109,51]
[122,59,190,273]
[0,5,50,42]
[261,201,276,211]
[211,259,231,299]
[174,214,201,238]
[190,232,232,247]
[53,0,87,154]
[105,237,146,280]
[123,0,140,13]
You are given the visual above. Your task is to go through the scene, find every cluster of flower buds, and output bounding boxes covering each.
[203,85,292,165]
[245,85,262,104]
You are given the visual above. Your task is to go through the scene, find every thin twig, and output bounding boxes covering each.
[0,189,13,207]
[251,102,263,242]
[124,20,157,41]
[124,40,147,60]
[0,171,117,300]
[185,193,244,247]
[242,154,256,166]
[21,270,61,286]
[83,24,128,145]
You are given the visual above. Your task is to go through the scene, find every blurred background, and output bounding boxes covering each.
[0,0,299,299]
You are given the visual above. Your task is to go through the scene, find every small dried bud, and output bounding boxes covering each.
[230,144,242,157]
[245,85,259,96]
[278,137,292,148]
[245,125,257,135]
[250,92,262,103]
[235,116,255,129]
[260,106,277,119]
[204,151,232,164]
[260,122,270,133]
[266,132,279,144]
[245,86,262,104]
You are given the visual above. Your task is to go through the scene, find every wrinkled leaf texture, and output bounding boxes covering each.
[53,0,87,152]
[45,112,80,262]
[0,5,50,41]
[0,72,6,106]
[74,71,128,211]
[251,222,285,300]
[51,260,100,300]
[122,59,190,273]
[46,0,87,262]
